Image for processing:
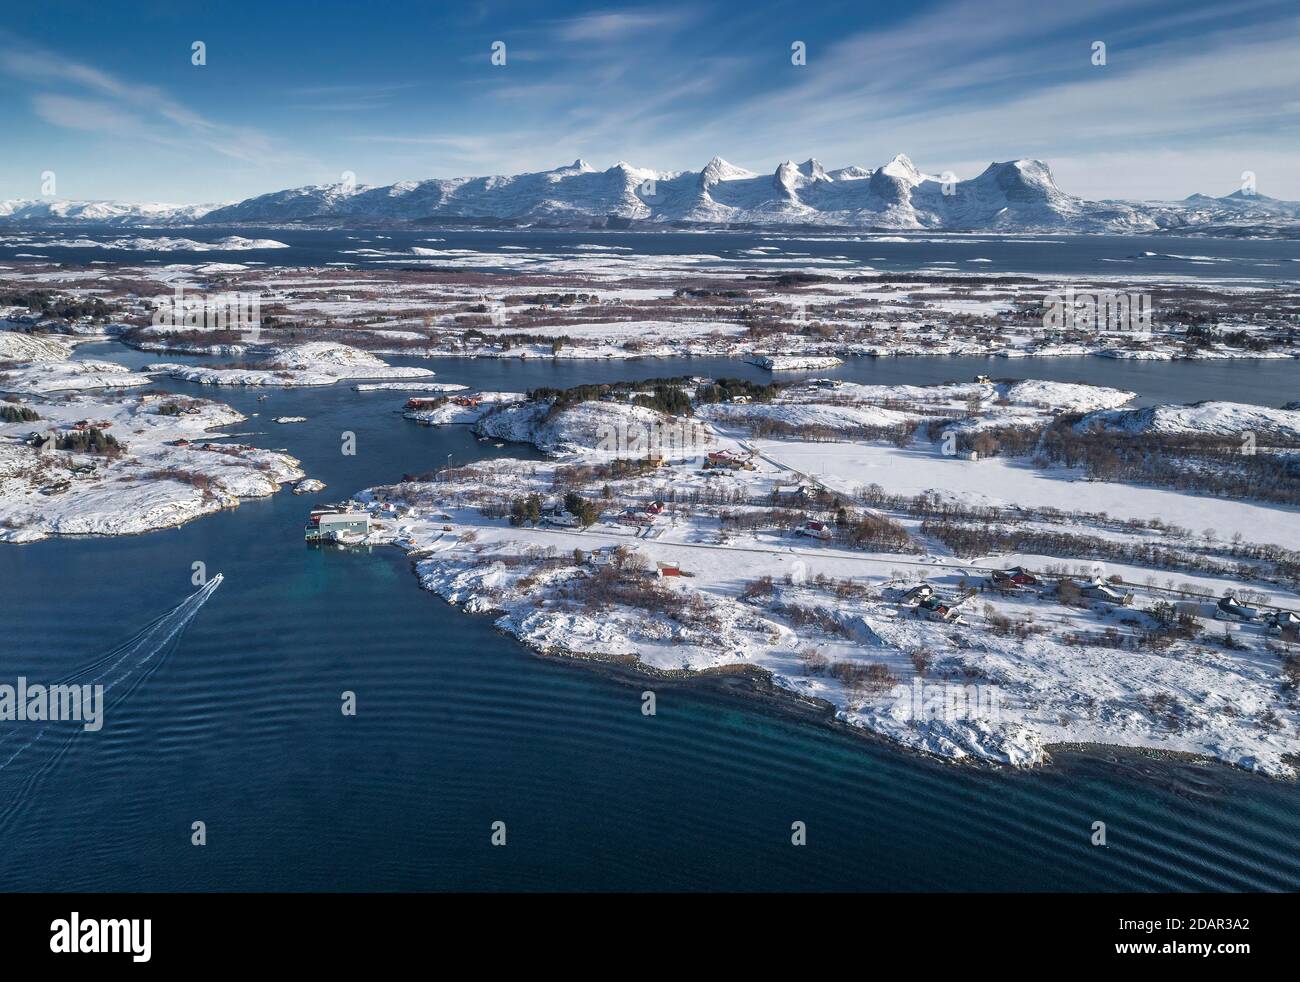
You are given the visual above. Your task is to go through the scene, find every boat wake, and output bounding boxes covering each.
[0,575,223,823]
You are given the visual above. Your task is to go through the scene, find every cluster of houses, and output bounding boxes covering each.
[894,567,1142,629]
[579,546,689,579]
[704,449,756,471]
[985,567,1300,633]
[24,419,117,447]
[614,499,666,527]
[1,309,66,330]
[989,567,1135,606]
[166,440,257,454]
[1215,594,1300,632]
[898,583,968,623]
[541,499,670,529]
[303,500,415,543]
[774,483,819,505]
[404,394,482,411]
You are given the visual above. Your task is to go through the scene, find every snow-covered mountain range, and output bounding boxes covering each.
[4,155,1299,232]
[0,198,217,224]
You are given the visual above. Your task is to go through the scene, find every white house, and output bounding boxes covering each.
[1216,595,1261,622]
[1081,580,1133,606]
[304,508,370,542]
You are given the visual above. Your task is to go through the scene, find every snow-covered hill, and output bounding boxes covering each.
[0,332,74,363]
[1079,401,1300,441]
[476,399,709,456]
[6,155,1299,232]
[0,199,219,224]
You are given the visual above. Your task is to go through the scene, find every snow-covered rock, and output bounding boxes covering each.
[0,359,152,394]
[263,341,387,370]
[0,392,305,541]
[39,235,287,251]
[699,401,914,430]
[1080,401,1300,441]
[748,354,844,371]
[476,399,708,456]
[0,333,74,363]
[404,392,524,426]
[148,341,434,387]
[1000,380,1135,413]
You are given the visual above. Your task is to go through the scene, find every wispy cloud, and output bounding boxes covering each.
[0,39,285,165]
[552,6,697,42]
[286,81,419,112]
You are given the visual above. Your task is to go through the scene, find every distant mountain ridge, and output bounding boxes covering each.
[4,155,1299,232]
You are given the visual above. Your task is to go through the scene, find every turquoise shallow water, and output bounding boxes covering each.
[0,336,1297,891]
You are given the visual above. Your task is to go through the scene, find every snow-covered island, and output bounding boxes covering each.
[341,375,1300,778]
[5,241,1297,369]
[748,354,845,371]
[147,341,435,387]
[0,374,306,542]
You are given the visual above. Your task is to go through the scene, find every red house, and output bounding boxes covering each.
[992,566,1038,588]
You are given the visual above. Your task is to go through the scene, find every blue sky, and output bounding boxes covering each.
[1,0,1297,203]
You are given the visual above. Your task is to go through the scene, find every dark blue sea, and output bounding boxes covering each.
[2,225,1300,280]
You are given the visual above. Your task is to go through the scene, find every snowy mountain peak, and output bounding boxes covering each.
[798,158,832,182]
[701,156,756,186]
[1012,158,1057,187]
[774,160,803,192]
[881,153,922,184]
[1226,188,1272,201]
[829,164,873,181]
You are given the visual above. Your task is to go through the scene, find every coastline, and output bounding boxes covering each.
[396,549,1297,784]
